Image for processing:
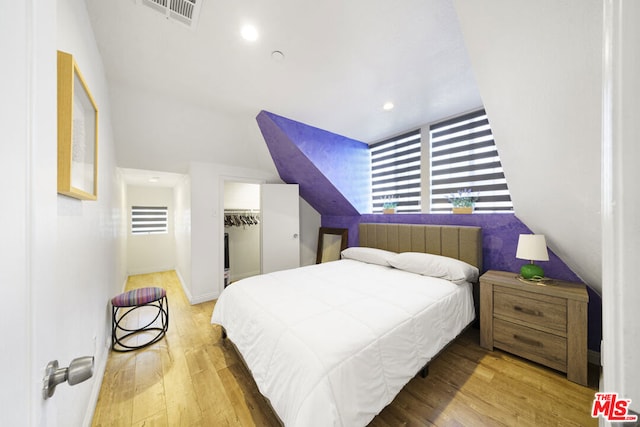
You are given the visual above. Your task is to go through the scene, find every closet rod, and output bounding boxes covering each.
[224,209,260,214]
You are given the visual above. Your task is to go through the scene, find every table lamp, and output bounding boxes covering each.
[516,234,549,280]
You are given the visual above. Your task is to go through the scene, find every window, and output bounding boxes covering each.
[131,206,169,234]
[370,129,422,213]
[429,109,513,213]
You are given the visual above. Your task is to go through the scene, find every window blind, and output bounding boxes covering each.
[370,129,422,213]
[131,206,169,234]
[429,109,513,212]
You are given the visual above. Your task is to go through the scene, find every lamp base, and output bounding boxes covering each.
[520,263,545,280]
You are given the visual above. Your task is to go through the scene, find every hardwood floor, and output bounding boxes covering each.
[92,271,599,426]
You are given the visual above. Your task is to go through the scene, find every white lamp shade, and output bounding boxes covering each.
[516,234,549,261]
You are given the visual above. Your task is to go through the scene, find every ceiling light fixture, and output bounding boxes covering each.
[241,24,259,42]
[383,102,394,111]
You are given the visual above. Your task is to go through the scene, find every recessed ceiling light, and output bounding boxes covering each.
[241,24,259,42]
[383,102,394,111]
[148,176,160,183]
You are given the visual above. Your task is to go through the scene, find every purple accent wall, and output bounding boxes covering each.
[256,111,370,215]
[256,111,601,353]
[322,213,602,352]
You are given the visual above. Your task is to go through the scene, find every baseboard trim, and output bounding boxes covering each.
[82,343,109,427]
[190,291,218,305]
[174,269,192,302]
[174,269,218,305]
[126,266,175,276]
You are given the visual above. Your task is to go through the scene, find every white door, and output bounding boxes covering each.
[261,184,300,274]
[3,2,59,425]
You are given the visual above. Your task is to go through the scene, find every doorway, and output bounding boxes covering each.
[223,181,261,284]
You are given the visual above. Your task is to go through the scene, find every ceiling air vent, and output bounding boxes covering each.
[138,0,203,29]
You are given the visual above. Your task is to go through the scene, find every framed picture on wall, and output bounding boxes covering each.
[57,50,99,200]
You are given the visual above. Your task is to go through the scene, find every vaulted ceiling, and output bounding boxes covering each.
[85,0,481,174]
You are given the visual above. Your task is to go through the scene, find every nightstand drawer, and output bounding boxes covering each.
[494,318,567,372]
[494,286,567,333]
[480,271,589,385]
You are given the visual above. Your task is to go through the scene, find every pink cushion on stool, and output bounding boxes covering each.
[111,287,166,307]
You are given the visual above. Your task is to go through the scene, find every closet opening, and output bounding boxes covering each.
[223,181,261,286]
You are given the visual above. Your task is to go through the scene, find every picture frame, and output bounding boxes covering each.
[57,50,99,200]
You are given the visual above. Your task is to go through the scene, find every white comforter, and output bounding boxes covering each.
[211,259,475,427]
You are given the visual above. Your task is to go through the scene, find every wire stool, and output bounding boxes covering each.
[111,287,169,352]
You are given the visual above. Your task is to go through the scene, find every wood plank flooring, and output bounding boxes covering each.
[92,271,599,426]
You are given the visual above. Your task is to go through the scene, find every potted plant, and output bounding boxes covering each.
[448,189,478,214]
[382,196,398,214]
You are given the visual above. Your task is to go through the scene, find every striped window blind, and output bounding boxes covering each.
[131,206,169,234]
[429,109,513,212]
[370,129,422,213]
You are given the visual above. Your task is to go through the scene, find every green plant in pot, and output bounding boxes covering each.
[448,189,478,214]
[382,196,398,214]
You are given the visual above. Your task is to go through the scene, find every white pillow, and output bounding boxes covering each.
[388,252,479,284]
[341,247,397,266]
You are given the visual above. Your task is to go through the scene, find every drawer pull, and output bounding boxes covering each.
[513,334,543,347]
[514,305,542,317]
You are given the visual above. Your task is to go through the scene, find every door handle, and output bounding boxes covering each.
[514,306,542,317]
[43,356,94,399]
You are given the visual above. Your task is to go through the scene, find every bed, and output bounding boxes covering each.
[211,223,482,426]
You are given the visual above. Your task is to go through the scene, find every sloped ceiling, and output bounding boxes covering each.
[453,0,603,292]
[257,110,370,216]
[84,0,481,175]
[84,0,606,291]
[85,0,605,293]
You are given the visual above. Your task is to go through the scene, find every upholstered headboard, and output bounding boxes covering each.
[358,223,483,271]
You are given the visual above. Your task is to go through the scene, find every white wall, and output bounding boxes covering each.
[225,181,261,209]
[225,224,261,281]
[126,186,176,274]
[54,1,126,425]
[453,0,603,293]
[108,84,273,174]
[602,0,640,412]
[0,0,124,425]
[454,0,640,409]
[174,175,192,297]
[300,198,322,266]
[188,161,273,303]
[184,161,321,303]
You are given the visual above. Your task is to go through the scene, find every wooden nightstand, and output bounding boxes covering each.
[479,270,589,386]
